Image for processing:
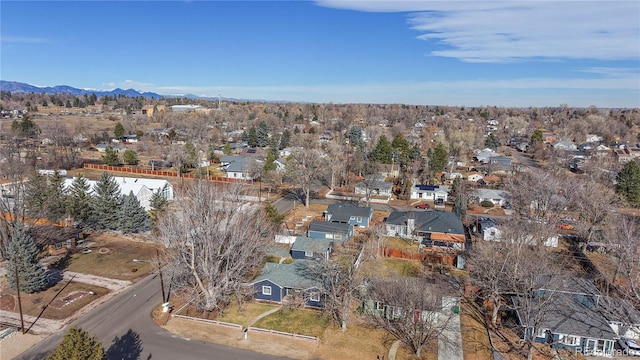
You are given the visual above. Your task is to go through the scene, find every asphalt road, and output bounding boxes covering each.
[16,273,291,360]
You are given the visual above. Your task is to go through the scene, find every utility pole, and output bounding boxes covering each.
[14,259,25,334]
[156,248,166,303]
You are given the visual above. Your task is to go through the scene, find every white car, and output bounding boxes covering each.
[618,337,640,356]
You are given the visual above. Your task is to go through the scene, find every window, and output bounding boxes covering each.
[536,328,548,338]
[334,234,342,240]
[304,251,314,257]
[375,302,384,311]
[54,242,63,250]
[262,286,271,296]
[325,234,333,239]
[560,334,580,346]
[309,292,320,302]
[357,216,362,222]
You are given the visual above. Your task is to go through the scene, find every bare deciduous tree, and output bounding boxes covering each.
[285,149,326,208]
[158,181,276,312]
[362,276,457,358]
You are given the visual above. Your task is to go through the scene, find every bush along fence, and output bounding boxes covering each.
[83,163,248,183]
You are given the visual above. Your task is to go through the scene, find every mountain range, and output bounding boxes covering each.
[0,80,165,99]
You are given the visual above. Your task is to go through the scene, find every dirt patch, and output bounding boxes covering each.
[0,278,109,320]
[0,293,15,311]
[49,291,88,309]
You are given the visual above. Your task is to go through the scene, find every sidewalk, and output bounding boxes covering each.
[439,297,463,360]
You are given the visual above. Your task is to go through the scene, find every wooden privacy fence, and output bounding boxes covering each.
[383,247,428,261]
[83,163,248,183]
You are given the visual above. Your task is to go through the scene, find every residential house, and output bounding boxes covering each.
[472,188,509,207]
[384,210,466,265]
[488,155,512,168]
[466,172,484,182]
[250,260,324,308]
[29,224,84,257]
[473,148,498,163]
[308,221,353,243]
[219,155,261,180]
[599,296,640,341]
[411,185,449,202]
[377,163,400,178]
[585,134,604,143]
[514,278,623,357]
[95,144,125,153]
[552,140,578,151]
[474,217,501,242]
[290,237,333,260]
[324,202,374,228]
[355,174,393,198]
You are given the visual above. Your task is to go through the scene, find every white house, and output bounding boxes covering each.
[467,172,484,182]
[63,176,174,210]
[410,185,448,202]
[473,189,509,207]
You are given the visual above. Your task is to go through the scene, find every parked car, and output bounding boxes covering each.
[477,179,486,185]
[415,203,430,209]
[434,198,445,206]
[557,222,574,230]
[618,337,640,356]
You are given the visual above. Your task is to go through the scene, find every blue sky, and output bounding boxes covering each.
[1,1,639,107]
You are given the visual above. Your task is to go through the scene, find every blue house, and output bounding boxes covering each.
[290,237,333,260]
[324,202,373,228]
[250,260,324,308]
[514,278,618,357]
[308,221,353,243]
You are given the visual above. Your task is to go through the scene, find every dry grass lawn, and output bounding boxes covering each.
[60,233,160,281]
[216,302,280,325]
[0,278,109,320]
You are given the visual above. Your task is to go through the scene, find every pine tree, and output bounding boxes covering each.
[101,146,119,166]
[47,325,105,360]
[428,142,448,174]
[114,122,125,138]
[616,161,640,205]
[348,125,364,149]
[280,129,291,149]
[247,126,258,147]
[257,120,269,147]
[7,222,49,293]
[453,194,467,218]
[484,133,500,150]
[45,171,67,223]
[67,176,92,225]
[90,172,122,230]
[119,191,148,233]
[370,135,393,164]
[148,188,168,233]
[24,171,49,219]
[122,149,138,165]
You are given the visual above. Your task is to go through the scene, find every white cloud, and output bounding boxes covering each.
[316,1,640,62]
[0,35,49,44]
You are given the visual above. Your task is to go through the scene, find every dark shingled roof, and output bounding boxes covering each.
[326,202,372,223]
[386,211,465,235]
[291,237,333,254]
[253,260,321,290]
[308,220,352,235]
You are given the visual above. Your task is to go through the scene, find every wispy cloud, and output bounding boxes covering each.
[1,35,50,44]
[316,1,640,62]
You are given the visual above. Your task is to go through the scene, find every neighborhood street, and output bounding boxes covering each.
[15,272,291,360]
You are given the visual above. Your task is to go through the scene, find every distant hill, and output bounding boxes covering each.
[0,80,163,99]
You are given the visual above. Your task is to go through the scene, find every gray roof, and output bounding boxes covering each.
[291,237,333,254]
[474,188,508,200]
[386,211,465,235]
[326,202,372,222]
[223,156,261,173]
[254,260,321,290]
[514,292,617,340]
[308,220,352,235]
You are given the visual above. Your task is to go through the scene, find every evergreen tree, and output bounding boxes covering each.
[280,129,291,149]
[257,120,269,147]
[348,125,364,149]
[47,325,105,360]
[392,133,412,168]
[369,135,393,164]
[241,130,248,142]
[122,149,138,165]
[101,146,119,166]
[90,172,122,230]
[247,126,258,147]
[6,222,48,293]
[263,151,277,173]
[114,122,125,138]
[148,187,168,233]
[119,191,148,233]
[183,141,198,169]
[428,142,448,174]
[484,133,500,150]
[207,145,218,162]
[222,143,232,155]
[24,171,49,219]
[67,176,92,225]
[264,203,284,225]
[530,129,544,146]
[616,161,640,205]
[11,115,40,138]
[453,194,467,218]
[45,171,67,223]
[293,127,300,135]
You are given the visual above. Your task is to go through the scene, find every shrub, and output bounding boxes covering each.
[480,200,494,208]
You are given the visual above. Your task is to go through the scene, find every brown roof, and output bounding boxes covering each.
[28,225,81,246]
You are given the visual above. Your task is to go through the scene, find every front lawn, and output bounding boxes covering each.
[252,308,329,338]
[216,302,279,325]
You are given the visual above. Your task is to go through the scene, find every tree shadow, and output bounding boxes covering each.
[106,328,145,360]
